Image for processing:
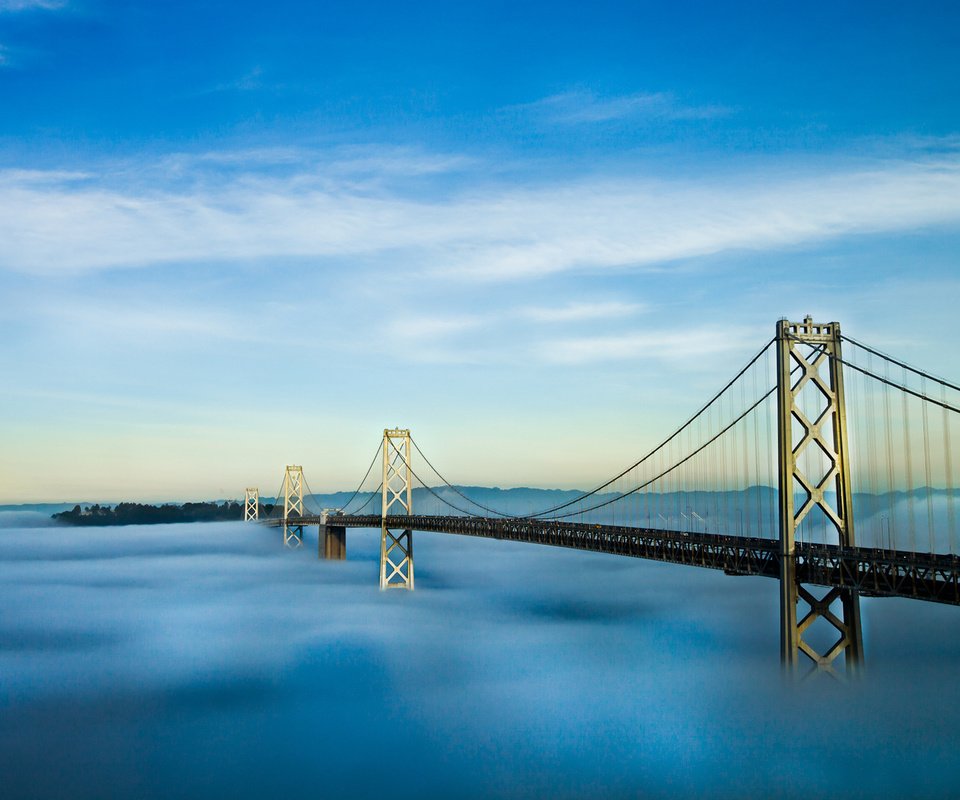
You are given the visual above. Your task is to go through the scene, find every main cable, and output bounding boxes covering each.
[339,441,386,513]
[384,437,495,518]
[347,481,383,515]
[521,338,777,518]
[542,386,776,521]
[403,337,782,522]
[842,334,960,394]
[410,436,519,518]
[832,352,960,415]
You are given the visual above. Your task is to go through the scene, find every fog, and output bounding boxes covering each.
[1,519,958,798]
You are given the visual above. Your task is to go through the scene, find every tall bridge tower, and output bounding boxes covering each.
[776,317,862,674]
[244,488,259,521]
[381,428,414,589]
[283,465,304,548]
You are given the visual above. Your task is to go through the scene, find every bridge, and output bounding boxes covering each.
[250,317,960,676]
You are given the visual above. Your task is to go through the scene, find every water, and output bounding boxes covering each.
[1,516,959,798]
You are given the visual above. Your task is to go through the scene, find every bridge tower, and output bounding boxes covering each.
[244,488,259,521]
[283,465,304,548]
[381,428,414,589]
[776,317,862,674]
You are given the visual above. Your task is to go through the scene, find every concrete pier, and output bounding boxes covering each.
[319,520,347,560]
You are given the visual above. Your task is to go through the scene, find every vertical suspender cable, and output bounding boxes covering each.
[943,382,957,555]
[765,346,775,540]
[753,358,762,538]
[864,352,880,548]
[902,365,917,552]
[920,375,935,553]
[711,394,737,533]
[883,359,897,552]
[739,376,749,536]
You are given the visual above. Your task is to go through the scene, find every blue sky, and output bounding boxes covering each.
[1,0,959,502]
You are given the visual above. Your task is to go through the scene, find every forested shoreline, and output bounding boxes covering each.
[51,501,262,526]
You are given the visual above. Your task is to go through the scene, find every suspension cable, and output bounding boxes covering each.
[410,437,519,518]
[841,334,960,394]
[338,441,385,513]
[384,437,490,518]
[833,352,960,415]
[391,337,781,521]
[518,337,777,518]
[369,338,805,525]
[263,475,288,521]
[300,474,326,515]
[543,387,776,521]
[348,481,383,514]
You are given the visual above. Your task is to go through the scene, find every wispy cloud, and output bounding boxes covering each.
[207,65,265,94]
[375,315,758,366]
[0,0,67,11]
[325,145,475,178]
[26,300,259,345]
[152,145,473,183]
[517,89,731,124]
[535,326,758,365]
[2,149,960,280]
[386,314,484,341]
[518,301,644,323]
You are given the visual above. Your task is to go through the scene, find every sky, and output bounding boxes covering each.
[1,0,959,502]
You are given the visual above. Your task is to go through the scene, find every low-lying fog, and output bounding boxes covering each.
[1,514,958,798]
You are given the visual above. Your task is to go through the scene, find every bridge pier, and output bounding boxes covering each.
[317,510,347,560]
[325,526,347,559]
[776,317,863,676]
[319,521,347,560]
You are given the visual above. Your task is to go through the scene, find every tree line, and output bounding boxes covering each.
[51,501,266,526]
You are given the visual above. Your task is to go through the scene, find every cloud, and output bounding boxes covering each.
[155,145,473,178]
[325,146,475,178]
[534,326,758,365]
[516,89,731,124]
[386,314,484,341]
[518,301,644,323]
[53,304,255,343]
[371,303,651,365]
[1,149,960,280]
[206,65,265,94]
[9,520,952,799]
[0,0,67,10]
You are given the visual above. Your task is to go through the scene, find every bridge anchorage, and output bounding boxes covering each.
[381,428,414,590]
[777,317,861,675]
[283,466,304,548]
[244,488,259,522]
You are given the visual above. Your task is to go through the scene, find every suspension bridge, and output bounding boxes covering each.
[246,317,960,675]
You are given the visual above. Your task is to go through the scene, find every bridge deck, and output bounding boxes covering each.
[271,514,960,605]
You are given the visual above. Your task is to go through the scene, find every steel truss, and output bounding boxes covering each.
[277,514,960,605]
[777,317,862,674]
[381,429,414,589]
[283,465,304,548]
[244,487,259,521]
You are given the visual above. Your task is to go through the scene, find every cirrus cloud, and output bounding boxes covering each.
[0,0,67,11]
[1,149,960,280]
